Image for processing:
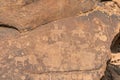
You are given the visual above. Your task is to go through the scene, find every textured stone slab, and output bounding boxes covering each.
[0,10,119,80]
[0,0,98,31]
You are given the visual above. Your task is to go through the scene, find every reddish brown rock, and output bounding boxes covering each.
[113,0,120,7]
[0,10,119,80]
[0,0,98,32]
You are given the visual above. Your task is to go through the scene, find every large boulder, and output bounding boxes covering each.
[0,10,119,80]
[0,0,99,32]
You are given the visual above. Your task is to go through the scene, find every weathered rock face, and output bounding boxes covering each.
[1,0,120,80]
[113,0,120,7]
[1,10,119,80]
[0,0,99,32]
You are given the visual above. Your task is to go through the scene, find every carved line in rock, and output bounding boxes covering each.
[0,24,19,32]
[24,65,103,74]
[100,0,112,2]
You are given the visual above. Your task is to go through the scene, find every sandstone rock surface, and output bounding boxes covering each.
[1,0,120,80]
[113,0,120,7]
[0,0,98,32]
[0,10,119,80]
